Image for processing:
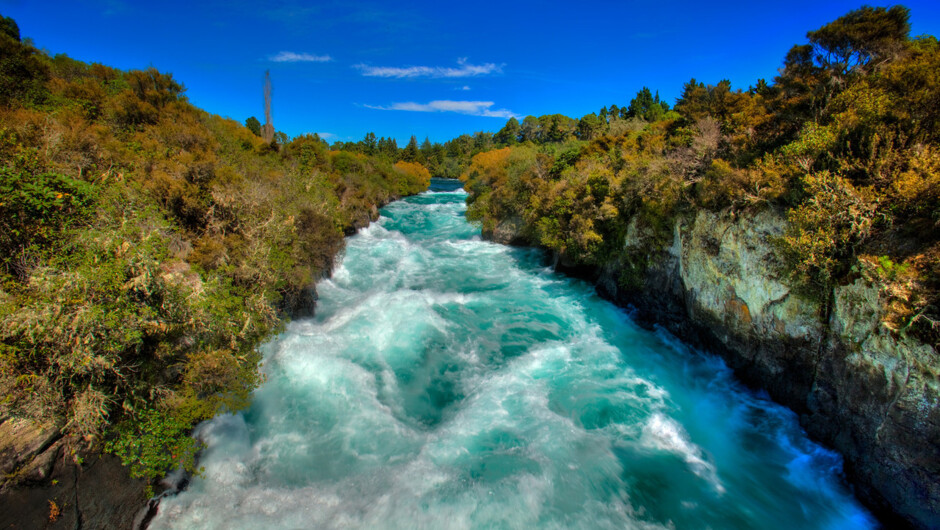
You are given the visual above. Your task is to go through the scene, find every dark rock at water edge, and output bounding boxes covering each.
[280,285,319,319]
[0,417,149,529]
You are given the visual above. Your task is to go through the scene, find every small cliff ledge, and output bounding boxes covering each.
[492,206,938,528]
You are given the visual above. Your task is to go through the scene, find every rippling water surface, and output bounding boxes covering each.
[152,179,875,529]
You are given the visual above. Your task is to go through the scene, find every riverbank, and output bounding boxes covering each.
[481,205,937,529]
[0,16,435,526]
[0,186,421,529]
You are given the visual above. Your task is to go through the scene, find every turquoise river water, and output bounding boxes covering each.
[151,179,876,529]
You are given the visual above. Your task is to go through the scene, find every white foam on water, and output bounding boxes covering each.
[640,413,725,494]
[151,189,876,530]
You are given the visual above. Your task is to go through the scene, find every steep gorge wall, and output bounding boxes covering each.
[489,207,939,528]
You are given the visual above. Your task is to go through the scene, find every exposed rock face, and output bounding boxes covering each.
[281,285,319,318]
[496,206,938,529]
[344,204,381,236]
[0,417,149,529]
[816,280,940,527]
[667,209,938,528]
[483,215,530,246]
[674,209,826,409]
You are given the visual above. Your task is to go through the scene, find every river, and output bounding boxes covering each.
[151,179,875,529]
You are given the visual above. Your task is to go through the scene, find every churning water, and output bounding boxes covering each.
[151,179,875,529]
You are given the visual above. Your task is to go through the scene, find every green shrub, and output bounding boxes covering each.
[105,407,204,493]
[776,171,877,293]
[0,166,96,275]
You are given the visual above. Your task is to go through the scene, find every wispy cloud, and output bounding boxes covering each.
[355,58,502,78]
[456,85,471,91]
[269,51,332,63]
[365,100,518,119]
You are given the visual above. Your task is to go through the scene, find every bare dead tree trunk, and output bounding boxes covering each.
[262,70,274,143]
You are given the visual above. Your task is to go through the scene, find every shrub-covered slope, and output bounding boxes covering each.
[0,15,428,493]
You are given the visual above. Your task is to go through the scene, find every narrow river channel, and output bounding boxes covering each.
[151,179,874,529]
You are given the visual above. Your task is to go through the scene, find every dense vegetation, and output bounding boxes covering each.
[0,16,428,489]
[2,4,937,501]
[460,6,939,344]
[327,104,667,181]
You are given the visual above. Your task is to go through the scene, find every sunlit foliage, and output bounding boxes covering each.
[460,5,939,343]
[0,20,427,489]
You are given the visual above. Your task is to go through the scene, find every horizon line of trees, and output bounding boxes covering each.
[296,86,677,180]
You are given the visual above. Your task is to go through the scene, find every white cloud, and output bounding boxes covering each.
[316,132,336,140]
[365,100,518,119]
[355,58,502,78]
[270,51,332,63]
[456,85,471,91]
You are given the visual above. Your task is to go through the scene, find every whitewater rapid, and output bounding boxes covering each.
[151,180,875,529]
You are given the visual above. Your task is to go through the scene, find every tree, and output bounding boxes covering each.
[124,67,185,108]
[402,135,420,162]
[394,161,431,192]
[377,136,399,160]
[806,5,910,76]
[361,132,377,155]
[495,117,521,145]
[420,137,433,158]
[245,116,261,136]
[262,70,274,143]
[675,79,715,122]
[0,17,48,106]
[521,116,542,143]
[577,113,603,140]
[472,131,494,154]
[750,78,771,96]
[655,91,669,112]
[628,86,668,121]
[1,14,19,41]
[540,114,576,142]
[769,5,911,140]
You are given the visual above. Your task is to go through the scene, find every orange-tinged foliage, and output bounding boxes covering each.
[393,160,431,193]
[460,147,512,186]
[894,144,940,214]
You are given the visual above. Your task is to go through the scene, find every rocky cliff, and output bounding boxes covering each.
[0,417,150,529]
[490,206,938,528]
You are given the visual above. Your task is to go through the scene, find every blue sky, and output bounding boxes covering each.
[3,0,939,144]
